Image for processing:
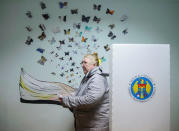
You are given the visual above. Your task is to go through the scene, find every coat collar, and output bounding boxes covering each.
[85,66,102,78]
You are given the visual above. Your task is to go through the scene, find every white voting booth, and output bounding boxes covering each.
[110,44,170,131]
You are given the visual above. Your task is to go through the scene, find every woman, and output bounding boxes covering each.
[59,53,109,131]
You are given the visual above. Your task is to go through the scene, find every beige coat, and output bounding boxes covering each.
[62,67,109,131]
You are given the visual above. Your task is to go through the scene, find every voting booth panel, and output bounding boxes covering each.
[110,44,170,131]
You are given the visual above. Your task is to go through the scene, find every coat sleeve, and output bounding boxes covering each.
[61,74,106,109]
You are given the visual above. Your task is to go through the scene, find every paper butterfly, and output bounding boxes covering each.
[122,28,128,35]
[101,56,107,62]
[85,26,92,31]
[36,48,45,53]
[40,2,46,9]
[42,13,50,20]
[69,37,74,42]
[59,40,65,45]
[81,36,88,42]
[73,23,81,29]
[108,24,115,29]
[93,16,101,23]
[64,29,70,35]
[59,16,66,22]
[108,31,116,40]
[72,50,78,54]
[59,57,64,60]
[93,4,101,11]
[51,72,56,75]
[71,9,78,14]
[106,8,114,15]
[26,26,32,32]
[26,11,32,18]
[82,15,90,23]
[104,44,110,51]
[48,37,56,45]
[38,32,46,40]
[37,56,47,65]
[91,35,98,42]
[65,52,69,56]
[25,36,33,45]
[39,24,46,31]
[59,2,68,8]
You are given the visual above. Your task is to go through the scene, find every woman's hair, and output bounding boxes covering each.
[84,52,99,66]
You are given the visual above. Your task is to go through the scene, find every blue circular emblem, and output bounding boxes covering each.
[130,76,155,102]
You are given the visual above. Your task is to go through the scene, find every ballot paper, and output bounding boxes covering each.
[19,68,74,105]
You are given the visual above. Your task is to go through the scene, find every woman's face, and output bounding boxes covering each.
[81,57,96,75]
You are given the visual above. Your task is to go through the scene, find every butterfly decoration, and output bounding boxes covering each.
[61,66,65,70]
[59,2,68,8]
[58,16,66,22]
[64,29,70,35]
[50,51,54,54]
[81,36,88,42]
[40,2,46,9]
[71,62,75,66]
[70,68,74,72]
[39,24,46,31]
[36,48,45,53]
[122,28,128,35]
[55,53,59,57]
[52,26,60,34]
[73,23,81,29]
[93,16,101,23]
[68,37,74,42]
[56,46,61,51]
[48,37,56,45]
[59,40,65,45]
[108,24,115,29]
[51,72,56,75]
[76,66,80,69]
[70,73,74,77]
[38,32,46,40]
[95,26,103,33]
[91,35,98,42]
[108,31,116,40]
[85,26,92,31]
[25,26,32,32]
[59,57,64,60]
[68,80,72,83]
[120,15,128,22]
[75,31,82,37]
[65,52,69,56]
[71,9,78,14]
[25,36,33,45]
[26,11,32,18]
[82,15,90,23]
[104,44,110,51]
[37,56,47,65]
[106,8,114,15]
[93,4,101,11]
[42,13,50,20]
[60,73,64,77]
[68,57,72,61]
[101,56,107,62]
[72,50,78,55]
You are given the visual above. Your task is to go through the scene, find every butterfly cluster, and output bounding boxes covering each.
[24,1,129,87]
